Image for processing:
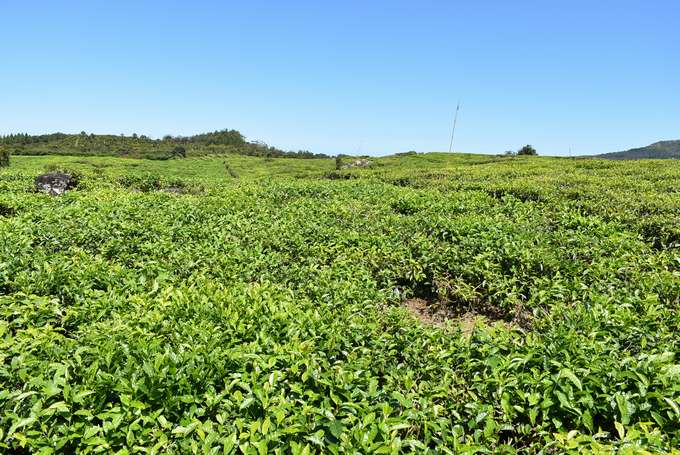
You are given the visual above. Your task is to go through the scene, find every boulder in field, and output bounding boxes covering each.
[34,172,76,195]
[341,159,373,169]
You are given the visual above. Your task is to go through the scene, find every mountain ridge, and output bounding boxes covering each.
[596,140,680,160]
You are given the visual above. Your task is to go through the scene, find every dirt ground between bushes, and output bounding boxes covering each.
[403,297,531,333]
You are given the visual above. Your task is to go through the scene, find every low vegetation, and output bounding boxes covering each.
[1,153,678,453]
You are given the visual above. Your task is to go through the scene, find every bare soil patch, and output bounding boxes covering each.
[403,297,531,333]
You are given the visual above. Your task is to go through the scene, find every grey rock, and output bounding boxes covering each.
[34,172,76,196]
[341,159,373,169]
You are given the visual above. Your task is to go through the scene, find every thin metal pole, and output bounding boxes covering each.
[448,102,460,153]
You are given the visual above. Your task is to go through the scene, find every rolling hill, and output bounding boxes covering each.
[596,140,680,160]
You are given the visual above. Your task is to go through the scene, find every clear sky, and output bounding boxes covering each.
[1,1,678,156]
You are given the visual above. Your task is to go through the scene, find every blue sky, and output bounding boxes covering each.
[1,1,678,156]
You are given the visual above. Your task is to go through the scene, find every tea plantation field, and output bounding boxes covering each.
[1,154,679,453]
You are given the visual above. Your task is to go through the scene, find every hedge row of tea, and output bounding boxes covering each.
[1,154,679,453]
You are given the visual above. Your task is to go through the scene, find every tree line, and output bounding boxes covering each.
[0,129,329,159]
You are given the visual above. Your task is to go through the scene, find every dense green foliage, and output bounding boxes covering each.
[0,130,328,160]
[0,149,8,168]
[1,153,679,453]
[171,146,187,159]
[596,140,680,160]
[517,145,537,156]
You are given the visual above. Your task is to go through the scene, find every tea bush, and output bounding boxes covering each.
[0,154,678,453]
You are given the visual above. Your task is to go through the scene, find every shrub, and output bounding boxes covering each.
[0,149,9,167]
[118,173,164,191]
[171,146,186,159]
[517,145,538,156]
[224,161,239,178]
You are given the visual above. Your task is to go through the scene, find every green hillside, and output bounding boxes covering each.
[596,140,680,160]
[0,130,328,160]
[1,153,679,452]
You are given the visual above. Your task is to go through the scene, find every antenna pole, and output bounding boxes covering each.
[448,102,460,153]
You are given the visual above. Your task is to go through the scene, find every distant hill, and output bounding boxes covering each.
[596,140,680,160]
[0,130,328,159]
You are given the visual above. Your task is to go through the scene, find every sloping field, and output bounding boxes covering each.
[1,154,679,453]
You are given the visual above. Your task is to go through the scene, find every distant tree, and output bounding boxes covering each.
[0,149,9,167]
[517,145,537,156]
[190,129,247,146]
[335,156,343,170]
[171,146,186,158]
[504,150,516,156]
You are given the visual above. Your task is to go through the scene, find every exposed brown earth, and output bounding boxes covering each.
[403,297,531,334]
